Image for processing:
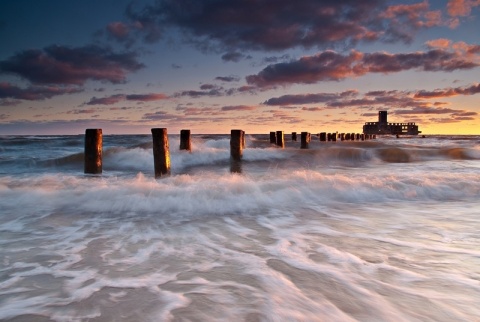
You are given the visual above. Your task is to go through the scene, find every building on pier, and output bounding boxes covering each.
[363,111,421,135]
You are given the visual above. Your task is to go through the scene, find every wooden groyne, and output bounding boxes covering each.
[84,129,376,177]
[151,128,171,177]
[84,129,102,174]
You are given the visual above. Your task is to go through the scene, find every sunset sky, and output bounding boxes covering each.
[1,0,479,135]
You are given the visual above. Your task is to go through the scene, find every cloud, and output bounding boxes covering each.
[246,48,480,87]
[0,45,144,85]
[0,82,83,101]
[174,84,238,98]
[215,75,240,82]
[221,105,257,111]
[301,107,323,111]
[126,0,446,52]
[106,22,130,40]
[264,90,358,106]
[447,0,480,17]
[85,93,169,105]
[394,106,478,117]
[86,94,125,105]
[141,110,178,121]
[413,83,480,98]
[176,107,222,115]
[221,52,246,62]
[125,93,168,101]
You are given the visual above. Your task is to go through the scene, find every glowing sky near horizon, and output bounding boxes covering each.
[0,0,479,135]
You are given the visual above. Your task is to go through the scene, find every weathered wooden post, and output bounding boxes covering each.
[319,132,326,142]
[230,129,243,161]
[331,133,337,142]
[350,133,355,141]
[84,129,102,174]
[151,128,171,177]
[270,131,276,144]
[345,133,350,141]
[292,132,297,142]
[180,129,191,151]
[356,133,360,140]
[276,131,284,148]
[242,131,246,148]
[301,132,309,149]
[340,133,345,141]
[361,134,365,141]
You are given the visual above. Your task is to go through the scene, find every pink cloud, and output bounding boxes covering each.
[414,83,480,98]
[447,0,480,17]
[247,48,480,87]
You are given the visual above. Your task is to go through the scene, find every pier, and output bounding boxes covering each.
[364,111,421,135]
[84,128,375,177]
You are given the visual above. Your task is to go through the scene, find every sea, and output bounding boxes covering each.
[0,133,479,322]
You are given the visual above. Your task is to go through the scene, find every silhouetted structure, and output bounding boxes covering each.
[363,111,421,135]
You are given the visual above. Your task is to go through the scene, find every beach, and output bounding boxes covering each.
[1,134,479,321]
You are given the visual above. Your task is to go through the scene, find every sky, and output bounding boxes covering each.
[0,0,479,135]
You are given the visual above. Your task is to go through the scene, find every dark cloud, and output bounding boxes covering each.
[125,93,168,101]
[127,0,443,51]
[0,82,83,101]
[86,94,125,105]
[394,106,478,116]
[301,107,323,111]
[174,84,230,98]
[247,49,480,87]
[215,75,240,82]
[221,105,256,111]
[199,84,217,90]
[221,52,246,62]
[264,90,358,106]
[85,93,168,105]
[0,45,144,85]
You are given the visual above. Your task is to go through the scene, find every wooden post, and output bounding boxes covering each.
[331,133,337,142]
[151,128,171,177]
[320,132,326,141]
[84,129,102,174]
[301,132,309,149]
[350,133,355,141]
[361,134,365,141]
[270,131,276,144]
[340,133,345,141]
[230,129,243,161]
[292,132,297,142]
[180,129,191,151]
[276,131,284,148]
